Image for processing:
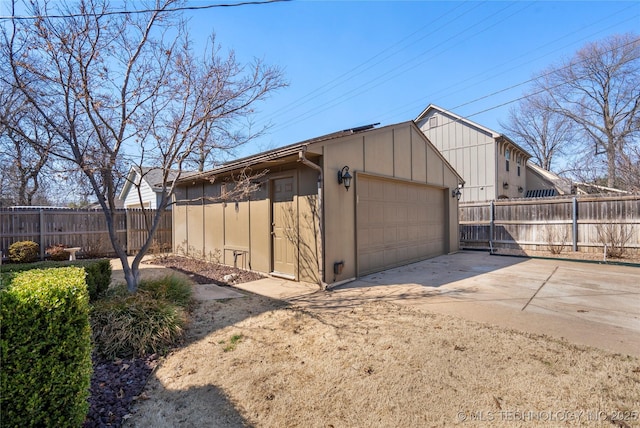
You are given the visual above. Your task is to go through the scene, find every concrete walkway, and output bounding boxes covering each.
[238,252,640,357]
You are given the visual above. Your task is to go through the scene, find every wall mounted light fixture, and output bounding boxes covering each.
[452,186,462,200]
[338,166,352,191]
[503,181,509,189]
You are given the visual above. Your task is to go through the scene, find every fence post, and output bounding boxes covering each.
[572,197,578,252]
[489,200,495,253]
[126,209,131,256]
[39,208,45,260]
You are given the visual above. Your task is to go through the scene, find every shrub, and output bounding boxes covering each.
[0,259,111,302]
[597,223,634,259]
[0,267,92,427]
[544,225,569,255]
[138,275,194,309]
[46,243,70,261]
[92,276,192,359]
[8,240,39,263]
[91,290,188,359]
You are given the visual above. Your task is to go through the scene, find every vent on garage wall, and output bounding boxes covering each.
[429,115,438,128]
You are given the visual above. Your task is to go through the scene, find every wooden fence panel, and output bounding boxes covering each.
[459,195,640,254]
[0,208,171,259]
[459,203,492,249]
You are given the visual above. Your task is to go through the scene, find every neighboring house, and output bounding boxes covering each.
[525,162,572,197]
[119,167,178,209]
[415,104,561,202]
[173,121,463,287]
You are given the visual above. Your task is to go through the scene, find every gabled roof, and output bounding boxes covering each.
[416,104,532,159]
[178,123,383,184]
[178,121,463,185]
[119,166,180,199]
[525,161,572,196]
[416,104,500,137]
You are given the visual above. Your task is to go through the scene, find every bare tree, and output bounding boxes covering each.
[0,84,56,205]
[501,93,575,172]
[617,144,640,191]
[534,33,640,188]
[2,0,286,292]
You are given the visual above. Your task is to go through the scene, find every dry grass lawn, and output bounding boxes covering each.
[125,291,640,427]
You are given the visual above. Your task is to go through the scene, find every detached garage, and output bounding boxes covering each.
[173,121,463,288]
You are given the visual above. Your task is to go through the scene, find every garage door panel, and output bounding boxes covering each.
[384,226,397,243]
[397,226,408,241]
[383,204,396,222]
[370,227,384,246]
[357,176,446,276]
[370,202,384,223]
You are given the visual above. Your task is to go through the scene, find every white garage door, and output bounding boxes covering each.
[357,175,446,276]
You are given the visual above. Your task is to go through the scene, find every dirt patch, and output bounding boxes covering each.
[124,285,640,427]
[494,248,640,265]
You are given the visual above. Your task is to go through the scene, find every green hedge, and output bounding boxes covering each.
[0,267,92,427]
[0,259,111,301]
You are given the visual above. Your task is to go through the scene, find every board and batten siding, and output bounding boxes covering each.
[312,122,461,282]
[173,121,462,285]
[172,165,320,283]
[417,110,496,202]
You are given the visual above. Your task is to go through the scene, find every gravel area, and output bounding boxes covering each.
[84,355,159,428]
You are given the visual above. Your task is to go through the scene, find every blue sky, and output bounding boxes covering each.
[2,0,638,160]
[183,0,639,158]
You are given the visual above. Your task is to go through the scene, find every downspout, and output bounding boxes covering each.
[298,149,327,289]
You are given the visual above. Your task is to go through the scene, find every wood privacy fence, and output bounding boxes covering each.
[0,208,172,259]
[459,195,640,255]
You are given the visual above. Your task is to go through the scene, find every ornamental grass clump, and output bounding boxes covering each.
[91,276,193,359]
[139,275,194,309]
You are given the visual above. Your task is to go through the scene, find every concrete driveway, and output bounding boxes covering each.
[262,252,639,356]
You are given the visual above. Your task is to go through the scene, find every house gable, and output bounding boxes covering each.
[120,168,157,209]
[415,104,532,201]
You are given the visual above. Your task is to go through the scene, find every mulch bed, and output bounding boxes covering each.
[148,255,264,285]
[84,256,261,427]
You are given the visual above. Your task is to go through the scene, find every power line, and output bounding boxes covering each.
[268,5,637,138]
[265,1,534,135]
[379,4,640,124]
[254,1,481,127]
[425,36,640,133]
[0,0,289,20]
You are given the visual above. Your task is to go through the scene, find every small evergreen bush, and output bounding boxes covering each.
[8,240,39,263]
[0,267,92,427]
[0,259,111,302]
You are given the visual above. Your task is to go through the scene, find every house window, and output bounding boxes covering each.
[429,116,438,128]
[517,155,521,176]
[505,149,510,172]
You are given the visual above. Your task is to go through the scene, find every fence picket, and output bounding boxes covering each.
[0,208,172,259]
[459,195,640,254]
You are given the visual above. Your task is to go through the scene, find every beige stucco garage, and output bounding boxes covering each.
[173,121,463,288]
